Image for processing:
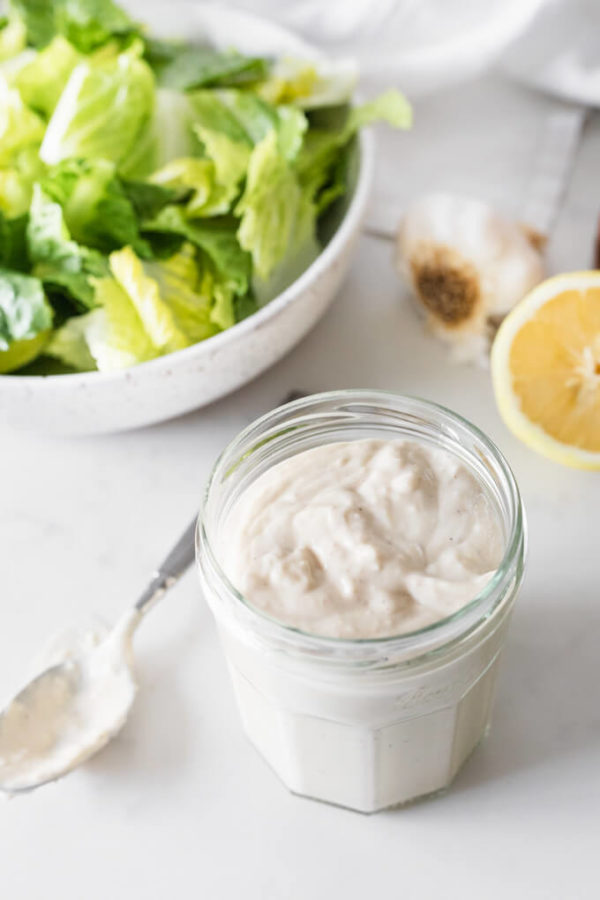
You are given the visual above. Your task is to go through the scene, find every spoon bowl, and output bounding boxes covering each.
[0,613,138,793]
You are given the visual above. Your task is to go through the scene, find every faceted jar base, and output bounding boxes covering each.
[228,657,500,814]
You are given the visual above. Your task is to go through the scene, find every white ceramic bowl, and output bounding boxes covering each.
[0,4,373,435]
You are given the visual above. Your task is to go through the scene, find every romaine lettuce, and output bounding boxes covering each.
[0,0,412,375]
[236,130,311,281]
[108,246,188,354]
[86,281,158,370]
[13,36,80,117]
[144,242,220,342]
[44,310,97,370]
[41,158,151,257]
[0,267,52,372]
[0,75,45,165]
[0,210,28,271]
[40,42,155,176]
[146,41,268,92]
[27,183,107,308]
[11,0,135,51]
[141,206,251,298]
[0,14,26,62]
[148,158,225,218]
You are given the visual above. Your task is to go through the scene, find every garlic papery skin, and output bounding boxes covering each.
[396,192,545,363]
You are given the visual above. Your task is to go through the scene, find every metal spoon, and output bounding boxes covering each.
[0,392,304,794]
[0,517,197,793]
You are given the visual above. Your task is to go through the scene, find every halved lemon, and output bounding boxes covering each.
[491,271,600,469]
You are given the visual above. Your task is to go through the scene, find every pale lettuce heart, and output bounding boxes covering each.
[50,272,169,374]
[236,130,313,282]
[149,157,227,217]
[44,311,97,371]
[0,16,26,63]
[14,36,80,117]
[0,75,45,166]
[40,43,155,177]
[108,246,188,354]
[86,280,157,370]
[144,242,220,342]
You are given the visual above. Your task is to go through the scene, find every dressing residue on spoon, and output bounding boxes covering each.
[0,611,139,793]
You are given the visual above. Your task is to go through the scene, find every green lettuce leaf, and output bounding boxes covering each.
[236,130,312,281]
[13,36,80,117]
[0,267,52,354]
[142,205,251,297]
[0,142,44,216]
[275,104,308,162]
[189,91,251,206]
[54,0,135,53]
[211,89,276,144]
[297,88,412,215]
[146,41,268,91]
[10,0,135,51]
[0,211,28,270]
[0,328,50,371]
[192,123,248,209]
[153,87,200,166]
[58,245,194,371]
[41,158,151,257]
[233,291,258,324]
[140,230,185,261]
[44,310,97,370]
[0,14,26,61]
[191,88,307,161]
[108,245,188,353]
[216,89,307,162]
[144,242,219,342]
[51,241,232,372]
[27,182,78,260]
[120,178,180,221]
[0,74,45,166]
[54,250,191,373]
[0,167,31,216]
[208,274,235,330]
[40,42,155,176]
[344,89,412,133]
[85,282,157,370]
[184,90,307,214]
[27,183,108,308]
[9,0,55,49]
[148,157,226,217]
[141,206,253,330]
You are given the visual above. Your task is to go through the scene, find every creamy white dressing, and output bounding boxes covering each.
[220,439,503,638]
[0,611,139,792]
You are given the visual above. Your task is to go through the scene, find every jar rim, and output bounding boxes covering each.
[197,390,526,658]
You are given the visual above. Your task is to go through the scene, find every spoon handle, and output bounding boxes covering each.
[134,391,307,617]
[135,517,197,615]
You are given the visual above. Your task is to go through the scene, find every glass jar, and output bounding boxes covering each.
[196,391,526,813]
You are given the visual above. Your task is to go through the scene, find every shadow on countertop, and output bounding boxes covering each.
[451,590,600,795]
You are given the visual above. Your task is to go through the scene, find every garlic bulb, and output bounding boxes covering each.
[396,192,545,363]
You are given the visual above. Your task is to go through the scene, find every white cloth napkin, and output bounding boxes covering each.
[502,0,600,107]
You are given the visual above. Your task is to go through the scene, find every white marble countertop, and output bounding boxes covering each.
[2,74,600,899]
